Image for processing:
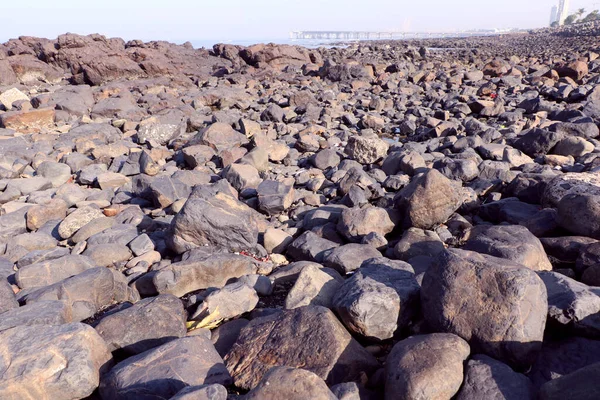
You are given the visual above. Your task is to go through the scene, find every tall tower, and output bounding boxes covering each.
[550,5,558,25]
[557,0,571,25]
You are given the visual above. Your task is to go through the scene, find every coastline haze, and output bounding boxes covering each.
[1,0,600,45]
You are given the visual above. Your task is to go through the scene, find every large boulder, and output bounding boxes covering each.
[153,254,256,297]
[136,111,187,145]
[0,280,18,315]
[512,128,564,158]
[385,333,470,400]
[542,172,600,208]
[22,267,138,322]
[94,294,187,355]
[225,306,379,390]
[0,108,55,134]
[169,182,260,254]
[344,135,389,164]
[421,249,547,369]
[0,300,72,332]
[456,354,534,400]
[538,362,600,400]
[396,169,462,229]
[529,336,600,388]
[284,264,344,309]
[0,323,112,399]
[337,206,395,242]
[257,180,295,215]
[100,336,231,400]
[245,366,337,400]
[557,193,600,239]
[539,271,600,338]
[332,258,419,340]
[322,243,382,274]
[15,254,96,289]
[462,225,552,271]
[287,231,339,262]
[194,122,248,153]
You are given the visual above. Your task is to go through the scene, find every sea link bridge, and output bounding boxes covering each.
[290,30,503,40]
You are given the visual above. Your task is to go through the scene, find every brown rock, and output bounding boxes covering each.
[0,108,55,133]
[225,306,379,390]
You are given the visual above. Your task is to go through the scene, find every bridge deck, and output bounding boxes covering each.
[290,31,499,40]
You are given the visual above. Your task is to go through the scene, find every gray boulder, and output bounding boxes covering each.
[169,182,260,254]
[322,243,382,274]
[396,169,462,229]
[94,294,186,355]
[257,180,295,215]
[557,193,600,239]
[385,333,470,400]
[153,254,256,297]
[22,267,138,322]
[0,323,111,399]
[285,264,344,309]
[100,336,231,400]
[245,366,337,400]
[538,362,600,400]
[462,225,552,271]
[333,258,420,340]
[539,271,600,338]
[421,249,547,368]
[456,354,534,400]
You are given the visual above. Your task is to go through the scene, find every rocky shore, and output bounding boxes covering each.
[1,26,600,399]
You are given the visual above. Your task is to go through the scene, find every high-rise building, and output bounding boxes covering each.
[557,0,570,25]
[550,5,559,25]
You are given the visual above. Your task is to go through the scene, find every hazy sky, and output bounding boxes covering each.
[1,0,599,43]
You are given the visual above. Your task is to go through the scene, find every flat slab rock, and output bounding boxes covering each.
[99,336,231,400]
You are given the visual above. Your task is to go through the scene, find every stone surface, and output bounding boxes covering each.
[333,259,420,340]
[456,354,534,400]
[540,271,600,337]
[285,264,344,309]
[421,249,547,368]
[15,254,96,289]
[153,254,256,297]
[94,294,186,355]
[22,267,138,322]
[100,336,232,400]
[169,183,259,254]
[0,323,112,400]
[337,206,395,242]
[385,333,470,400]
[225,306,379,390]
[245,366,337,400]
[396,169,462,229]
[462,224,552,271]
[538,362,600,400]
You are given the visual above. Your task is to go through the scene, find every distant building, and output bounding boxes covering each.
[550,5,558,26]
[557,0,570,25]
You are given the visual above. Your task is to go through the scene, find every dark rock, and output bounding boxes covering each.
[224,306,379,390]
[456,354,534,400]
